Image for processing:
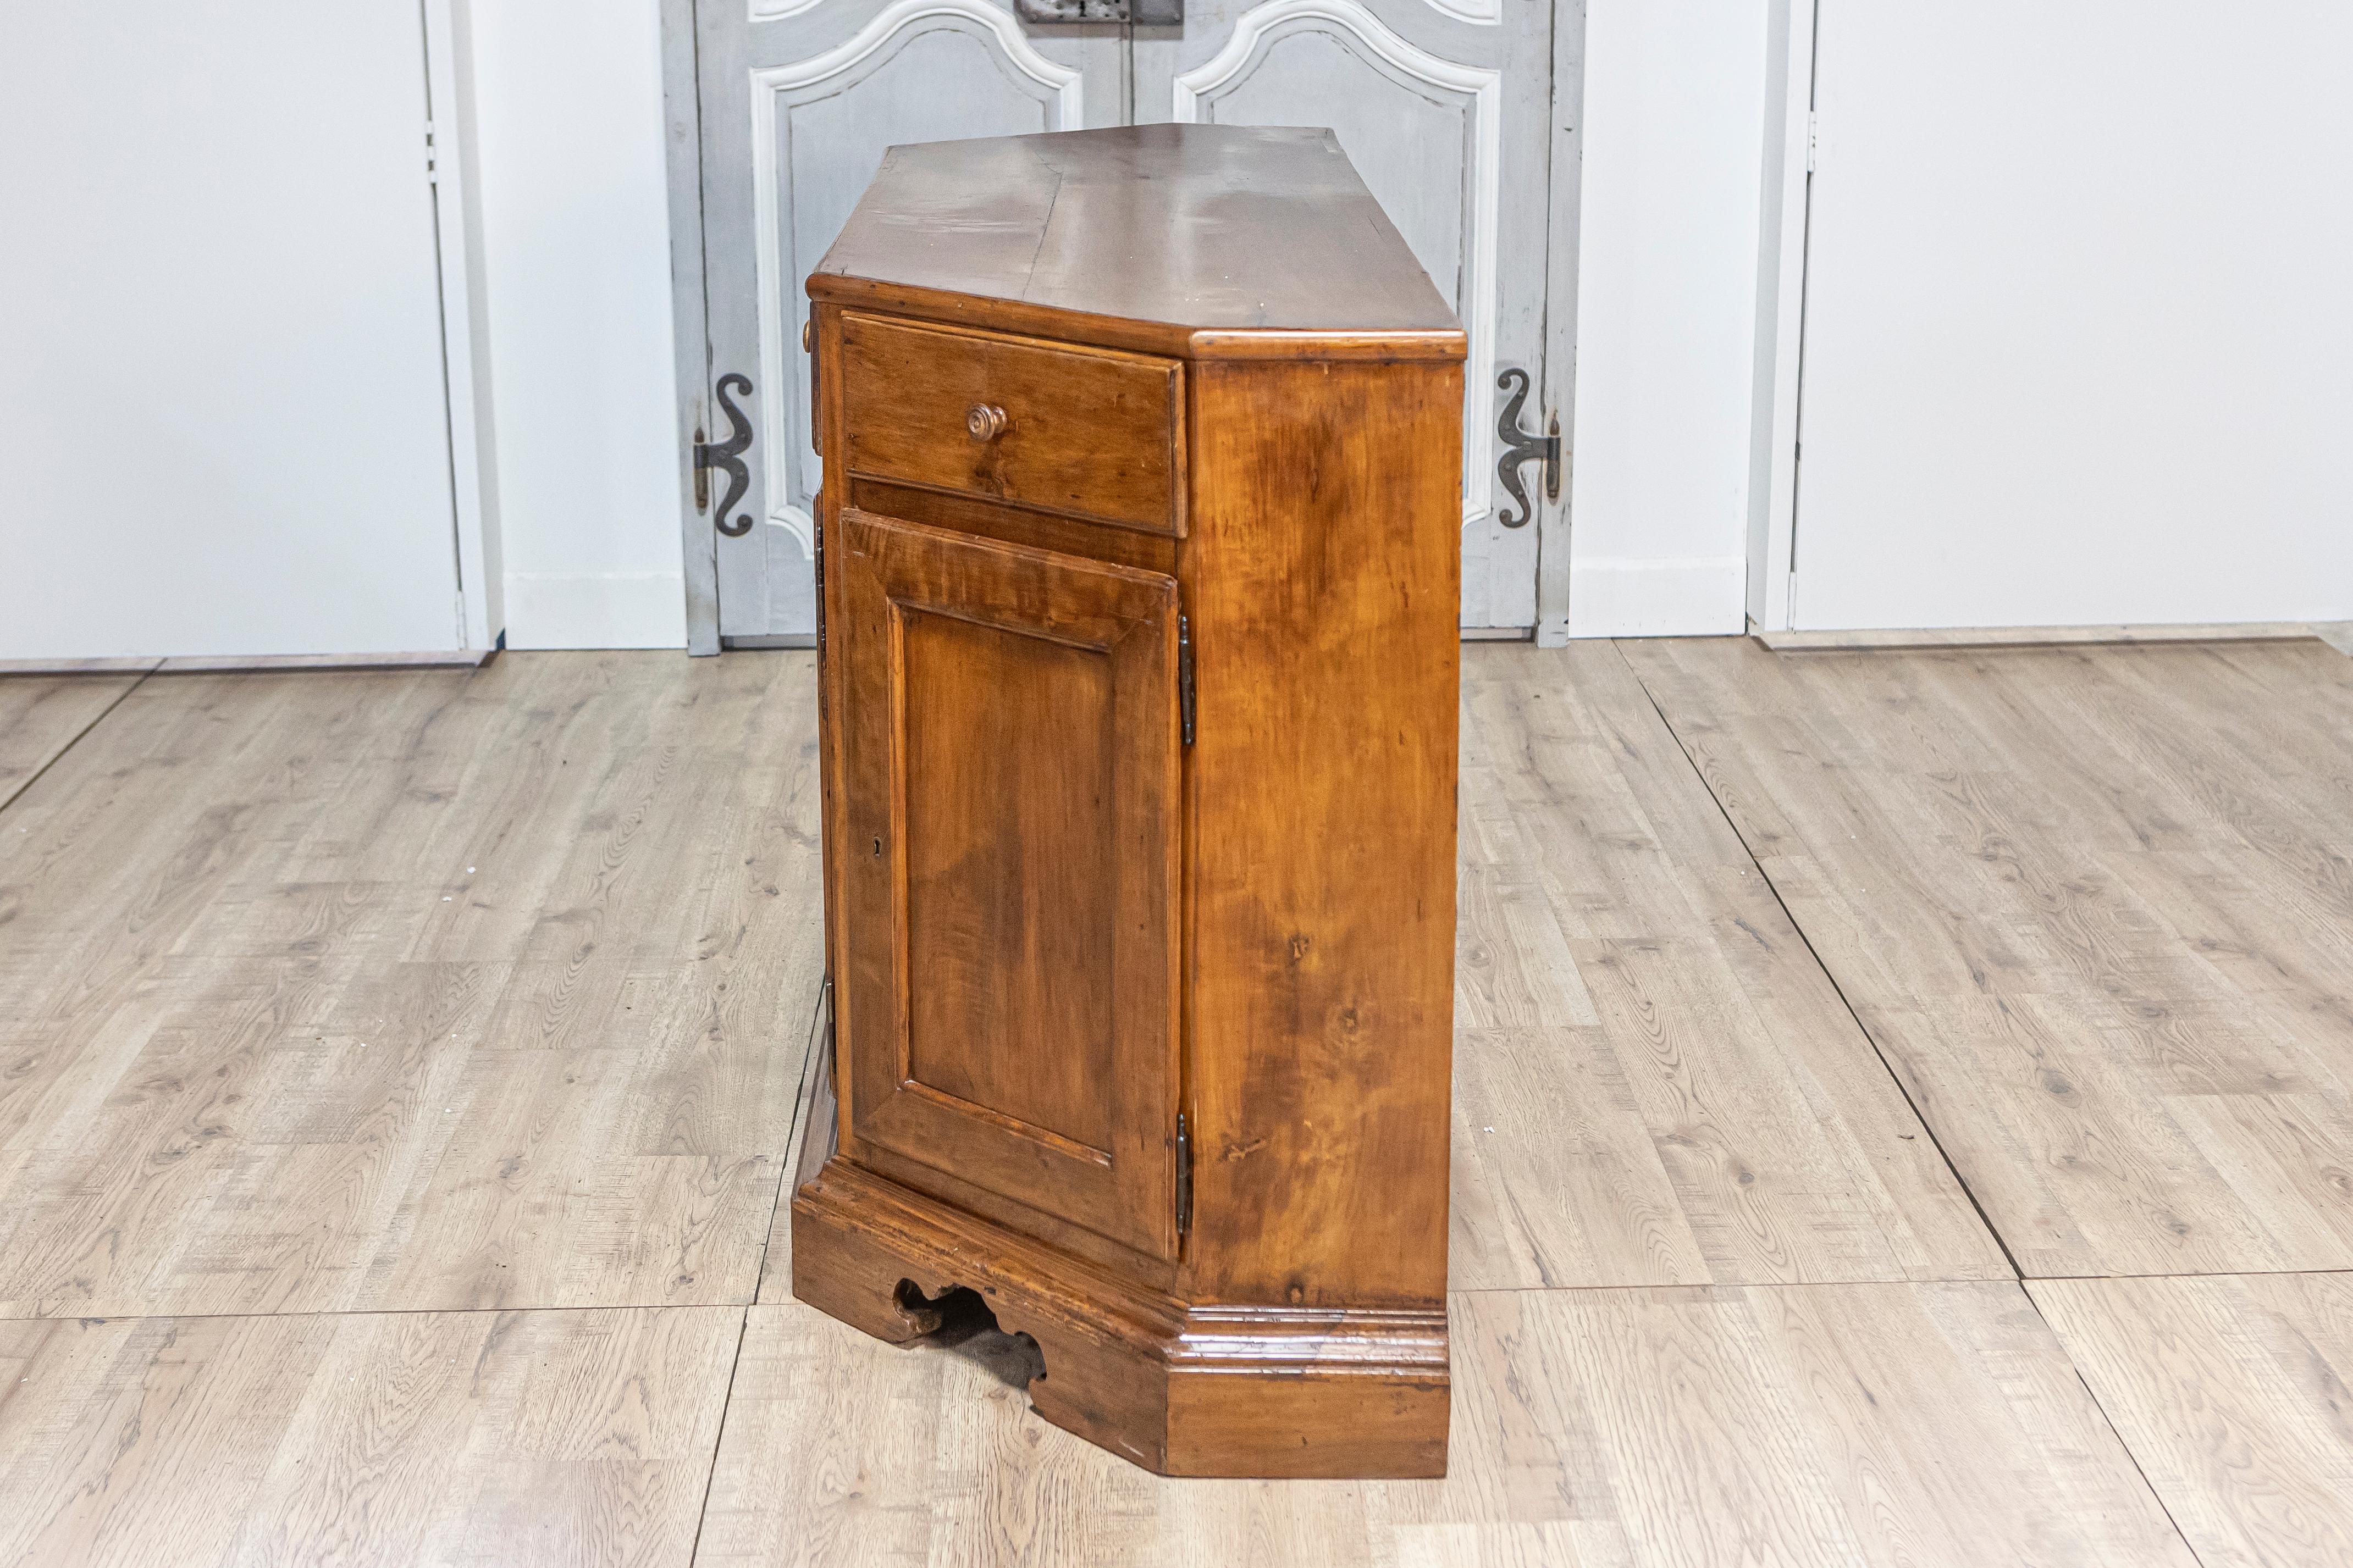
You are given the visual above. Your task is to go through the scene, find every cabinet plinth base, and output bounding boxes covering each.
[790,1158,1450,1478]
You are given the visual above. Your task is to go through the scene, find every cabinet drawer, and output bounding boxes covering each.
[838,314,1185,537]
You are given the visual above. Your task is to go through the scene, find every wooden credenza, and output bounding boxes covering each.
[791,123,1463,1480]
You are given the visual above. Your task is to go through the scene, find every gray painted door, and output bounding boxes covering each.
[695,0,1122,643]
[684,0,1568,642]
[1134,0,1560,631]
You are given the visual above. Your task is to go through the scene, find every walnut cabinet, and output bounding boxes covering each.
[791,124,1463,1479]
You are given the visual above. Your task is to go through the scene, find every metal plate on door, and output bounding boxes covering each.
[1014,0,1181,21]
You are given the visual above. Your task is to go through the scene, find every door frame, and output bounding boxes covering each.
[657,0,1589,654]
[659,0,722,655]
[1742,0,1816,636]
[421,0,507,652]
[1533,0,1586,646]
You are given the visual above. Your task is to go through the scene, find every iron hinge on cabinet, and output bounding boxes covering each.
[1177,614,1195,747]
[1175,1111,1193,1238]
[821,976,836,1080]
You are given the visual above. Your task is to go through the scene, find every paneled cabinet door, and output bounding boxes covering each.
[831,508,1183,1260]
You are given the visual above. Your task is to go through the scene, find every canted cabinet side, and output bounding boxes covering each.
[1178,357,1462,1310]
[1158,358,1461,1477]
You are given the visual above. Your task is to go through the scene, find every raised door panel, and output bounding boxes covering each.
[697,0,1122,640]
[1135,0,1556,629]
[831,508,1181,1259]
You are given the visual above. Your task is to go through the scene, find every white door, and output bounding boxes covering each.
[0,1,466,660]
[692,0,1123,645]
[1134,0,1564,632]
[1788,2,2353,630]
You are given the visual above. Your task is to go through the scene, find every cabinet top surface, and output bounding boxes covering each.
[810,124,1463,342]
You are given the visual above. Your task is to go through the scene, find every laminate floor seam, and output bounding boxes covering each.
[0,668,149,818]
[751,984,830,1306]
[2017,1283,2215,1568]
[1609,639,2030,1284]
[0,1300,761,1327]
[1445,1273,2026,1298]
[1615,638,2225,1564]
[687,1307,755,1568]
[2020,1265,2353,1285]
[15,1268,2325,1320]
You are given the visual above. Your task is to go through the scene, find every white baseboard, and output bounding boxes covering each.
[503,571,687,650]
[722,634,817,651]
[1757,621,2340,653]
[1567,556,1747,638]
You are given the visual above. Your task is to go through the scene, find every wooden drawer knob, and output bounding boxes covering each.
[966,403,1011,442]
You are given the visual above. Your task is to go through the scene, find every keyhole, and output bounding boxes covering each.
[872,836,882,857]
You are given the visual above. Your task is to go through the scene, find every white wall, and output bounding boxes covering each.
[1565,0,1766,638]
[466,0,687,650]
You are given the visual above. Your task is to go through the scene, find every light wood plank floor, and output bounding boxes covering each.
[1625,638,2353,1278]
[2032,1272,2353,1568]
[0,675,137,810]
[0,655,824,1318]
[3,640,2350,1565]
[0,1306,741,1567]
[699,1286,2188,1568]
[1440,646,2003,1289]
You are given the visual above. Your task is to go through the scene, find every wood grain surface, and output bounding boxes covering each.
[2033,1273,2353,1568]
[1623,636,2353,1277]
[695,1286,2188,1567]
[1176,356,1463,1310]
[838,314,1183,535]
[810,124,1461,346]
[1450,646,2006,1288]
[827,510,1181,1262]
[0,653,823,1317]
[0,1306,741,1568]
[0,674,140,810]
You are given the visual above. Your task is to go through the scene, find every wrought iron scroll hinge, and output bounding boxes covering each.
[1175,1111,1192,1238]
[1494,368,1560,529]
[1177,613,1195,747]
[694,373,756,537]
